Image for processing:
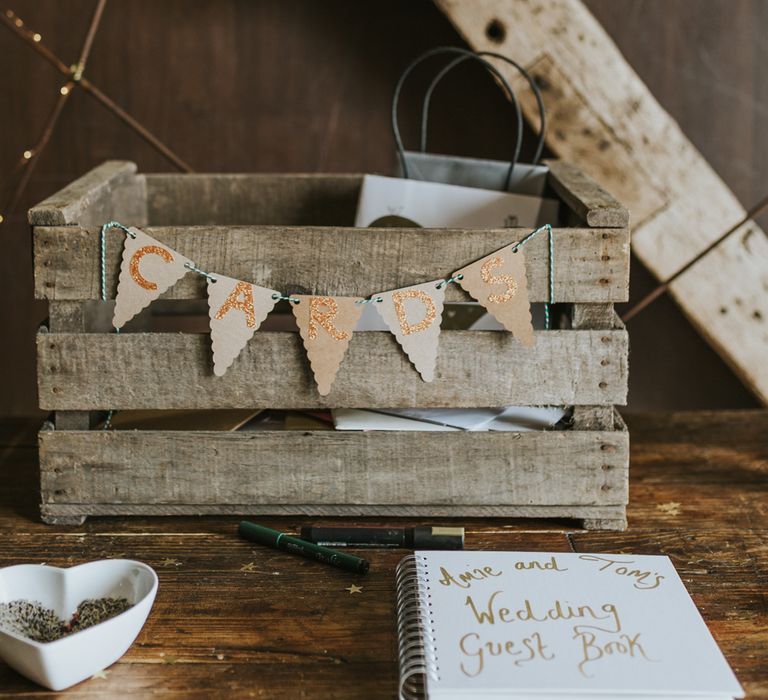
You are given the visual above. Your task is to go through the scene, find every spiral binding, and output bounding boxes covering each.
[396,554,440,700]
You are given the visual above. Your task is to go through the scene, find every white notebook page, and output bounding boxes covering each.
[411,551,743,699]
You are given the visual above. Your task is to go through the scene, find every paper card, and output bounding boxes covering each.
[455,243,534,347]
[374,280,446,382]
[207,274,279,376]
[112,228,192,329]
[354,174,559,229]
[292,295,364,395]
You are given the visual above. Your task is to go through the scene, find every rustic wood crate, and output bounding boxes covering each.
[31,160,630,529]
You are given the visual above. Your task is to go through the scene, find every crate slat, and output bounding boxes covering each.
[39,427,628,507]
[38,328,628,410]
[146,173,362,226]
[544,160,629,228]
[34,224,629,303]
[38,504,628,530]
[28,161,147,227]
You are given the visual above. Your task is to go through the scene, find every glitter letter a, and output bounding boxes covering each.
[112,228,192,329]
[292,295,364,395]
[374,280,445,382]
[207,274,280,376]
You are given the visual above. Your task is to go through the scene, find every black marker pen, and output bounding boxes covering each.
[300,525,464,550]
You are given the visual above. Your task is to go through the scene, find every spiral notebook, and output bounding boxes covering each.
[396,551,743,700]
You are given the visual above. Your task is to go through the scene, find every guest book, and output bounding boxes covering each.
[396,551,743,700]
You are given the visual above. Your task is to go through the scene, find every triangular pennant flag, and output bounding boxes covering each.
[374,279,445,382]
[113,227,192,329]
[207,274,279,376]
[292,295,364,395]
[455,244,535,347]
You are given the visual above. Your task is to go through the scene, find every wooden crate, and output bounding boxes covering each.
[31,160,630,529]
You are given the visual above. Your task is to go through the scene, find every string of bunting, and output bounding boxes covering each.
[100,220,554,396]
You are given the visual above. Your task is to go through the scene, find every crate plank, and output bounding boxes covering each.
[146,173,362,226]
[144,168,626,228]
[39,428,628,507]
[34,224,630,303]
[544,160,628,228]
[37,328,628,409]
[39,504,628,529]
[28,160,147,227]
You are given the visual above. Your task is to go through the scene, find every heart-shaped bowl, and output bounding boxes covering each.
[0,559,158,690]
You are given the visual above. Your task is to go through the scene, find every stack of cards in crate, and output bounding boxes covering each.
[396,551,743,700]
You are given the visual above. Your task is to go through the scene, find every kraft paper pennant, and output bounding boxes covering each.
[292,295,364,395]
[374,279,446,382]
[455,244,534,347]
[112,228,192,329]
[207,274,279,376]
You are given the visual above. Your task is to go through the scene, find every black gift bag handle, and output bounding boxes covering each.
[392,47,525,188]
[418,51,547,166]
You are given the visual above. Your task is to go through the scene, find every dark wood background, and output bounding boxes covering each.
[1,0,765,416]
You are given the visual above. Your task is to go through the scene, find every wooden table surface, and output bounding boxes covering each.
[0,411,765,699]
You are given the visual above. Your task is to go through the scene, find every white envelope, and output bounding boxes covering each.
[354,174,559,229]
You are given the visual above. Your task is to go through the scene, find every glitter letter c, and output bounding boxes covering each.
[130,245,174,291]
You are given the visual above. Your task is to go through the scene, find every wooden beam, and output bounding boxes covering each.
[434,0,768,404]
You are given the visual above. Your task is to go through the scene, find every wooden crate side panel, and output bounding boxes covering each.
[39,429,629,507]
[34,225,630,303]
[37,329,628,410]
[544,160,628,228]
[28,161,147,227]
[145,173,363,226]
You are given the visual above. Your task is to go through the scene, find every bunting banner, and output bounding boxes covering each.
[455,244,534,347]
[207,275,280,376]
[292,295,364,395]
[105,223,553,394]
[374,280,446,382]
[113,227,192,329]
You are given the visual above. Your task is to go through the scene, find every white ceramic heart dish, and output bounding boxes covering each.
[0,559,158,690]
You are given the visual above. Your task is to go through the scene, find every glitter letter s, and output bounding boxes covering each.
[480,256,518,304]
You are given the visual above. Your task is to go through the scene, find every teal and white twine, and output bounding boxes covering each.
[99,221,134,430]
[512,223,554,329]
[95,219,555,428]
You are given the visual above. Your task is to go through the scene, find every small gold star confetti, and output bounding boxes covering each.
[162,655,178,665]
[160,558,181,567]
[240,562,257,573]
[345,584,363,594]
[91,669,109,680]
[657,502,682,516]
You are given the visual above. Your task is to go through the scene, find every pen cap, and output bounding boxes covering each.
[412,526,464,550]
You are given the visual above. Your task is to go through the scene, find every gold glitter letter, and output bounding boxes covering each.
[214,281,256,328]
[308,296,349,341]
[480,256,518,304]
[392,290,437,336]
[129,245,174,291]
